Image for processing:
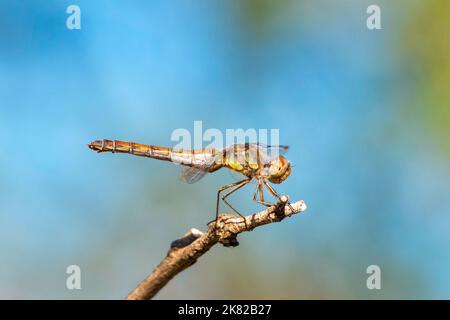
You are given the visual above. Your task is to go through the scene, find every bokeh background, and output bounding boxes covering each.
[1,0,449,299]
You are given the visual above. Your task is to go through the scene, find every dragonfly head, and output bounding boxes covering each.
[267,156,291,184]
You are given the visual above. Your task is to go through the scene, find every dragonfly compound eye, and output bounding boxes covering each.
[267,156,291,184]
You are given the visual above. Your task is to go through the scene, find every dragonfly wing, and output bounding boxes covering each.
[245,143,289,163]
[179,166,209,184]
[259,143,289,157]
[223,143,289,167]
[178,151,220,184]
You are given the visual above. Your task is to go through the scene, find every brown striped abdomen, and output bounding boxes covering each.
[87,139,223,171]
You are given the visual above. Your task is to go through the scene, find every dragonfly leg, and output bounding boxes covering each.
[221,178,252,224]
[212,179,249,226]
[253,179,273,207]
[262,179,295,214]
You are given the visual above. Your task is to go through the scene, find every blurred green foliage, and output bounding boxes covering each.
[403,0,450,153]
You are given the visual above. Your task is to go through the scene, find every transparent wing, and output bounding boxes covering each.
[223,143,288,167]
[178,152,220,184]
[247,143,289,163]
[258,143,289,159]
[179,166,210,184]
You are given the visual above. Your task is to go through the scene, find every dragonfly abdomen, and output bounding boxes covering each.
[88,139,223,170]
[88,139,175,162]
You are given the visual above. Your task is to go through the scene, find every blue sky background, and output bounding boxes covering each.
[1,1,449,299]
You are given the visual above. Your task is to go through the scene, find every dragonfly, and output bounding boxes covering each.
[87,139,294,224]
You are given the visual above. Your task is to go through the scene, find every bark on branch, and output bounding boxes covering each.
[126,196,307,300]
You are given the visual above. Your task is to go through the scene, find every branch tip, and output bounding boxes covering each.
[127,197,307,300]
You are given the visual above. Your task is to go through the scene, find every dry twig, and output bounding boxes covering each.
[126,196,307,300]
